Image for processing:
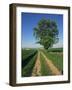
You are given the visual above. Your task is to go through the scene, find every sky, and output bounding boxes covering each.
[21,12,63,48]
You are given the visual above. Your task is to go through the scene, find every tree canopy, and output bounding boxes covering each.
[33,18,59,49]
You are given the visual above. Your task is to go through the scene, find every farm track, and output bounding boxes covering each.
[41,52,61,75]
[32,51,41,76]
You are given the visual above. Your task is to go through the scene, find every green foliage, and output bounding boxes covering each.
[33,18,59,49]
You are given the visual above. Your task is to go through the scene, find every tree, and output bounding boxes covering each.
[33,18,59,49]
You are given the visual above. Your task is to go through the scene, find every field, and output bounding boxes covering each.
[22,48,63,77]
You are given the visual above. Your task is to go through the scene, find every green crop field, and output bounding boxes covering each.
[22,49,38,77]
[47,48,63,52]
[22,48,63,77]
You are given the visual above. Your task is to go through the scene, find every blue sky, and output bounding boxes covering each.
[21,12,63,48]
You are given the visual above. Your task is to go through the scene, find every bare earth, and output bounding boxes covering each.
[41,52,61,75]
[32,52,41,76]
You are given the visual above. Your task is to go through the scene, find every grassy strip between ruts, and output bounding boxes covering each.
[22,53,38,77]
[40,53,52,76]
[41,50,63,73]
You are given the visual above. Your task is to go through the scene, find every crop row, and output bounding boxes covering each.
[22,49,37,68]
[22,49,37,60]
[22,52,38,77]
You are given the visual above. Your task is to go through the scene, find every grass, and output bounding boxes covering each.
[40,53,52,76]
[41,49,63,73]
[22,53,38,77]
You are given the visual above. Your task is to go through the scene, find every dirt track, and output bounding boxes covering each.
[32,52,41,76]
[41,52,61,75]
